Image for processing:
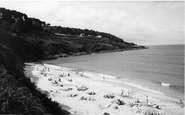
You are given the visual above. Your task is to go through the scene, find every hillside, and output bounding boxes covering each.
[0,7,146,59]
[0,7,146,114]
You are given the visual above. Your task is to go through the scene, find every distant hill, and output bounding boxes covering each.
[0,7,146,61]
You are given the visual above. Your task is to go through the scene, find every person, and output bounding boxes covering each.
[146,96,151,106]
[128,90,131,96]
[146,96,149,105]
[121,89,124,95]
[180,100,183,104]
[180,100,184,107]
[80,72,84,76]
[146,96,152,107]
[136,99,140,103]
[103,76,105,80]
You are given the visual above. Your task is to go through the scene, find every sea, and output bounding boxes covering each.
[43,44,184,100]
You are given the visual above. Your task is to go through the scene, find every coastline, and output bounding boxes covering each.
[44,47,148,60]
[24,63,184,115]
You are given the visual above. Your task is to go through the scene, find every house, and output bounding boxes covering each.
[97,35,102,38]
[79,33,84,37]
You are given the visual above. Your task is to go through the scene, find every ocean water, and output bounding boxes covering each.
[44,44,184,100]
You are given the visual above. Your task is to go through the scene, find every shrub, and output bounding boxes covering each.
[0,65,69,114]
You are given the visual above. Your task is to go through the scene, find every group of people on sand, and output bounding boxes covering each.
[37,65,72,78]
[76,71,84,77]
[37,66,50,76]
[34,65,184,115]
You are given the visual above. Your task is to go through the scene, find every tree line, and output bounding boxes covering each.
[0,7,46,34]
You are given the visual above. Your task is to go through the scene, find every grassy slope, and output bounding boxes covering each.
[25,30,142,56]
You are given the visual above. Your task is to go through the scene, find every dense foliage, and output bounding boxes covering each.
[0,64,69,114]
[0,31,69,114]
[0,7,45,34]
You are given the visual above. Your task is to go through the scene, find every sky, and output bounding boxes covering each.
[0,0,184,45]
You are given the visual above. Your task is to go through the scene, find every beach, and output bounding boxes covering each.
[24,63,184,115]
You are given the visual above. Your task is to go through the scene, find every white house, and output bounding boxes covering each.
[79,33,84,37]
[97,35,102,38]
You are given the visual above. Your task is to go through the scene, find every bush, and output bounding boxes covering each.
[0,67,44,114]
[0,65,69,114]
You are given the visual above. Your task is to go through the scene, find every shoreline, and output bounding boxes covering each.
[44,47,148,60]
[24,63,184,115]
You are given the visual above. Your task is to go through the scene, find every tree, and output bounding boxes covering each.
[46,23,50,26]
[1,20,10,31]
[10,21,20,34]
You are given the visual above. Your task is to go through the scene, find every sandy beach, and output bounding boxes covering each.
[24,63,184,115]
